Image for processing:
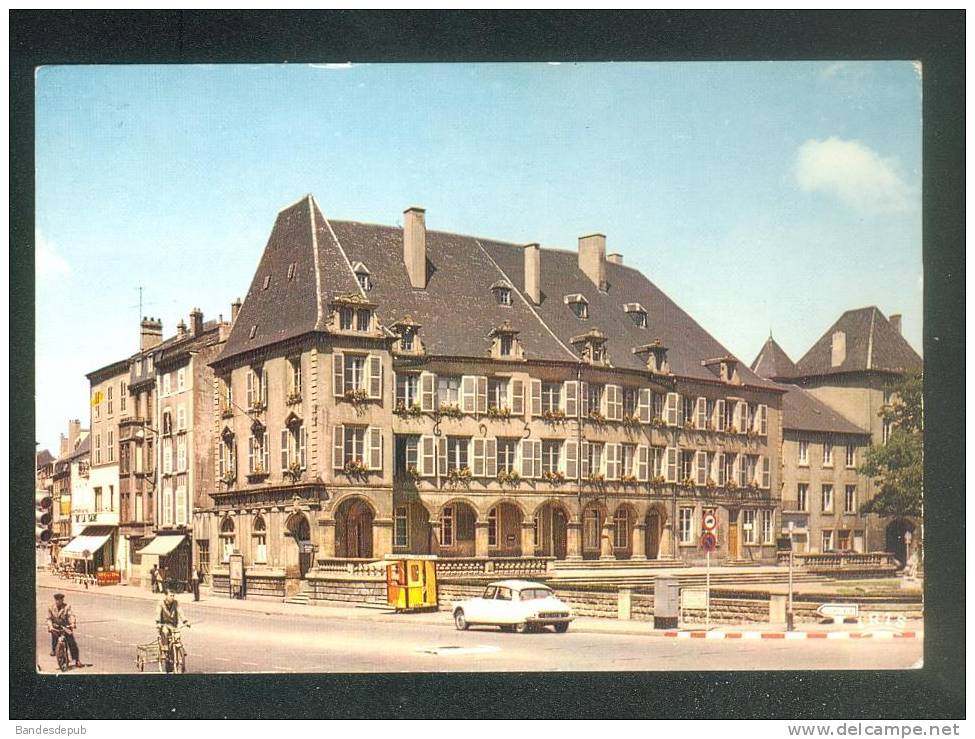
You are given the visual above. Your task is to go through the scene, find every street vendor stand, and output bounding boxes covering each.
[384,555,438,612]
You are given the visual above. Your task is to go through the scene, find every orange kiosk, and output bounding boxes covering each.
[385,555,438,612]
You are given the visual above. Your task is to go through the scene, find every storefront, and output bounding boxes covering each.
[59,525,116,578]
[137,533,191,592]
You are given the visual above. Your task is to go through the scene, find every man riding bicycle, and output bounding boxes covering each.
[47,593,83,668]
[156,590,188,647]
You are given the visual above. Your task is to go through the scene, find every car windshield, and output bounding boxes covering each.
[518,588,553,601]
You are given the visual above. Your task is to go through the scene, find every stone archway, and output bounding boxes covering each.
[284,512,313,578]
[611,504,637,560]
[335,497,375,559]
[487,501,524,557]
[646,508,666,559]
[436,500,478,557]
[885,518,916,567]
[534,501,570,560]
[581,505,605,560]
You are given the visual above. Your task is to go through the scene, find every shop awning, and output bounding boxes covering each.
[137,535,186,557]
[60,527,114,559]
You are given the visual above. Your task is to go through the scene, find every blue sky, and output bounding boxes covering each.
[35,62,922,452]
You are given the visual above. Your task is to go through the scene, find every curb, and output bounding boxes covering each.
[661,629,922,640]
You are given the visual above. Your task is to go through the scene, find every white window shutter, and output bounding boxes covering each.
[564,381,578,417]
[485,438,497,478]
[637,445,649,482]
[437,437,447,476]
[580,441,590,478]
[606,443,620,480]
[332,426,344,469]
[461,376,476,415]
[367,427,382,470]
[472,438,485,477]
[759,404,768,436]
[696,451,708,486]
[368,355,383,399]
[420,371,437,412]
[420,435,435,477]
[716,452,726,486]
[511,379,525,416]
[565,440,578,479]
[299,426,307,468]
[521,439,534,478]
[476,376,488,415]
[533,439,542,477]
[333,353,344,397]
[530,379,542,417]
[665,446,678,483]
[280,429,289,470]
[580,382,589,416]
[715,399,726,431]
[761,456,771,489]
[665,392,679,426]
[608,385,622,421]
[638,388,651,424]
[696,397,707,429]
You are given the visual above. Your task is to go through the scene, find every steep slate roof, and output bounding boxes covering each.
[215,195,778,389]
[36,449,55,470]
[777,383,869,436]
[62,434,91,463]
[751,335,798,380]
[794,306,922,378]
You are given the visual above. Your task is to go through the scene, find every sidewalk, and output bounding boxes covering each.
[36,570,923,640]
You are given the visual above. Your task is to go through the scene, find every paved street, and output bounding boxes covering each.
[35,587,922,674]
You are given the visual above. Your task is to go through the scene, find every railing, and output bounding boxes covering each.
[313,556,555,579]
[315,558,388,577]
[777,552,898,569]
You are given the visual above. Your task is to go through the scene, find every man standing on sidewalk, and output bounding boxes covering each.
[190,567,201,601]
[149,564,159,593]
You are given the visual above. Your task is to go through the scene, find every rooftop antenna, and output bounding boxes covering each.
[128,286,156,323]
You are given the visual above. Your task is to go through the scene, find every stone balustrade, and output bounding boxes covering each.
[776,552,898,570]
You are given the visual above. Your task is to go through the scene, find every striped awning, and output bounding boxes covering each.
[60,526,114,559]
[137,535,186,557]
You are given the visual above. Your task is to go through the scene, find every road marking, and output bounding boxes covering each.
[742,632,762,640]
[242,661,258,667]
[676,631,692,640]
[272,665,296,672]
[415,645,501,656]
[826,632,850,639]
[214,657,231,662]
[784,632,806,640]
[704,631,725,640]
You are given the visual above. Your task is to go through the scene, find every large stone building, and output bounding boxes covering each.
[751,307,922,562]
[51,420,90,548]
[202,195,787,596]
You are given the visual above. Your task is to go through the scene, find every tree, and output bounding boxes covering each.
[859,370,923,518]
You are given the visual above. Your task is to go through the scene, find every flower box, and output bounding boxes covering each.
[542,409,567,423]
[438,403,464,419]
[486,406,512,420]
[286,392,302,406]
[393,401,423,418]
[344,388,370,403]
[342,459,369,476]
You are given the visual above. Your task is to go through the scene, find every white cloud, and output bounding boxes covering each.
[795,137,912,215]
[36,231,70,279]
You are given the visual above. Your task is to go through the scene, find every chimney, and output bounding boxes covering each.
[190,307,204,336]
[607,253,623,265]
[404,207,427,289]
[177,319,187,338]
[889,313,902,335]
[68,419,80,448]
[140,317,163,352]
[231,298,242,324]
[831,330,847,367]
[524,243,541,304]
[578,233,607,290]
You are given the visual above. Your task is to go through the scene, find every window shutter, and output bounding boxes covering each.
[280,429,289,470]
[476,376,488,415]
[246,371,254,408]
[638,388,651,423]
[716,452,726,486]
[262,434,270,472]
[368,355,383,399]
[511,379,525,416]
[299,426,307,468]
[420,371,437,412]
[332,426,344,469]
[732,401,742,432]
[530,379,542,417]
[521,439,534,478]
[606,443,620,480]
[437,437,447,476]
[533,439,542,478]
[333,353,344,397]
[715,399,726,431]
[665,446,678,483]
[665,392,680,427]
[758,404,768,436]
[607,385,622,421]
[485,438,497,478]
[600,386,609,416]
[580,382,589,416]
[637,445,649,482]
[461,376,476,414]
[420,435,435,477]
[261,369,268,406]
[761,456,771,489]
[696,451,708,486]
[472,438,485,477]
[696,397,707,429]
[564,381,578,417]
[367,427,383,470]
[580,441,590,479]
[565,440,578,479]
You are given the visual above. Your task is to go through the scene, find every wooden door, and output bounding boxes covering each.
[553,509,567,560]
[727,512,740,559]
[646,512,660,559]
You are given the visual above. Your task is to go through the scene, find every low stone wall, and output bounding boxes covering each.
[210,568,287,601]
[305,576,386,605]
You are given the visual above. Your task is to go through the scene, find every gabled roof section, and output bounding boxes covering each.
[751,335,798,380]
[778,382,869,436]
[215,196,362,365]
[36,449,55,470]
[794,306,922,377]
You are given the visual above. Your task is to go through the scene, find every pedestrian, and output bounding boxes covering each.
[46,593,83,668]
[149,564,159,593]
[190,567,201,601]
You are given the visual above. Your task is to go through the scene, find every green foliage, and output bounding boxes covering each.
[859,372,923,518]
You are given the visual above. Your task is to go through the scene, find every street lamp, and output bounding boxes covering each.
[787,521,795,632]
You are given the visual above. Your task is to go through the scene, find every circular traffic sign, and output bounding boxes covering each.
[702,513,717,531]
[700,532,717,552]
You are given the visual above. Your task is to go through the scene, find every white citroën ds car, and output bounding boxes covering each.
[452,580,575,633]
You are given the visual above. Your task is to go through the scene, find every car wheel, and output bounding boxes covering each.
[499,624,514,633]
[554,622,569,633]
[454,610,469,631]
[514,622,529,634]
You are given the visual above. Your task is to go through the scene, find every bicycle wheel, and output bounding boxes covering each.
[173,644,186,674]
[56,640,69,672]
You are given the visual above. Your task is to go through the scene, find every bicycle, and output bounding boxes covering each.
[157,623,189,673]
[50,625,74,672]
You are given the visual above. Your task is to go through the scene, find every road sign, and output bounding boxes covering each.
[700,532,717,552]
[817,603,859,622]
[681,588,707,609]
[702,512,717,532]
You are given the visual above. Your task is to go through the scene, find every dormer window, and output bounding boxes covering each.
[401,328,414,351]
[340,307,354,331]
[634,339,670,375]
[701,356,741,385]
[352,262,372,292]
[488,320,524,360]
[391,315,423,355]
[500,334,513,357]
[624,303,647,328]
[565,294,589,320]
[490,280,513,306]
[263,275,271,290]
[331,294,377,335]
[570,328,608,366]
[288,263,296,280]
